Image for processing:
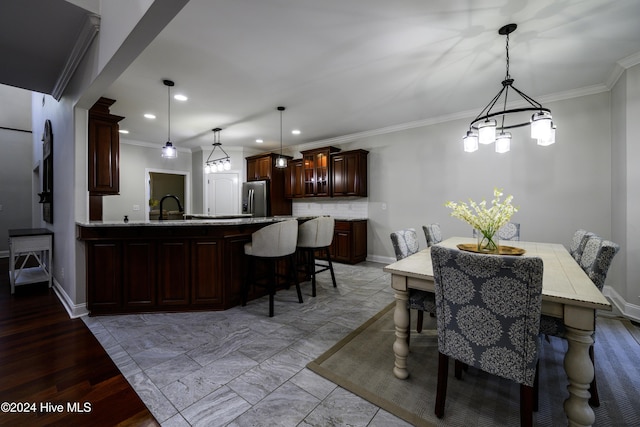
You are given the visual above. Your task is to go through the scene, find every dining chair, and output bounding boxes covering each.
[422,223,443,247]
[297,216,337,297]
[390,229,436,337]
[472,221,520,241]
[568,229,596,263]
[431,245,543,427]
[539,235,620,407]
[242,219,303,317]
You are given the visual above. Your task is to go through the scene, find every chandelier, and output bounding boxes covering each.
[204,128,231,173]
[463,24,556,153]
[161,79,178,158]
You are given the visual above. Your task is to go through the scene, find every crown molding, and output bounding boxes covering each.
[51,13,100,100]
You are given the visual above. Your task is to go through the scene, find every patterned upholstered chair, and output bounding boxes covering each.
[390,229,436,336]
[568,229,596,263]
[431,245,543,427]
[540,235,620,407]
[472,222,520,241]
[422,223,443,247]
[242,220,303,317]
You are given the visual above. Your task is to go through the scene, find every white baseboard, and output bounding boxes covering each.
[52,278,89,318]
[366,254,395,265]
[603,285,640,322]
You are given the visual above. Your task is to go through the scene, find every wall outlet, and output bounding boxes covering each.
[133,205,140,211]
[381,203,387,210]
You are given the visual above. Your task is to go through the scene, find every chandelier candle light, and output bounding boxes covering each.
[161,79,178,158]
[204,128,231,173]
[445,188,518,253]
[463,24,556,153]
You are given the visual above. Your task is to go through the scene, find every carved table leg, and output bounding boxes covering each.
[563,326,595,427]
[393,289,410,379]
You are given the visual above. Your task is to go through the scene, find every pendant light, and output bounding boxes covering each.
[275,106,287,168]
[463,24,555,153]
[204,128,231,173]
[161,79,178,158]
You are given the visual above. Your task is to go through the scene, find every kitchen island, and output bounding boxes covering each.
[77,217,294,315]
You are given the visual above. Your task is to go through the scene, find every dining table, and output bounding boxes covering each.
[383,236,611,427]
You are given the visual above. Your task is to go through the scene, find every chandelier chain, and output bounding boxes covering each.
[505,32,510,80]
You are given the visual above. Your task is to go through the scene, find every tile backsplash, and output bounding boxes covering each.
[292,199,369,219]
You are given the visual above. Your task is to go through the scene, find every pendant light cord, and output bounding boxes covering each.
[279,109,283,155]
[167,84,171,142]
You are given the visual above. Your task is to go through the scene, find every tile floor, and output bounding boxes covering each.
[83,261,413,427]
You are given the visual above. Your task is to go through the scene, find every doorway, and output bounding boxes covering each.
[145,169,190,220]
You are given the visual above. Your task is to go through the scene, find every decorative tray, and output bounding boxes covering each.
[457,243,526,256]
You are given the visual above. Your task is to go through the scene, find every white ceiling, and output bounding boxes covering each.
[3,0,640,153]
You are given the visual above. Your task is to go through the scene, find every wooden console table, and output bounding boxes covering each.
[8,228,53,294]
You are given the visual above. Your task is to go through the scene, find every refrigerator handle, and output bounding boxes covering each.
[248,189,254,214]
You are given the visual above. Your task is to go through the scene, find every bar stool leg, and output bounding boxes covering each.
[309,249,317,297]
[268,259,276,317]
[291,254,303,303]
[324,247,337,288]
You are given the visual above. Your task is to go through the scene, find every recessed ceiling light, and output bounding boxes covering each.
[256,139,263,143]
[291,129,301,135]
[119,129,129,134]
[174,94,188,101]
[144,113,156,119]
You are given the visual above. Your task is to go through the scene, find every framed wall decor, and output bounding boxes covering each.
[39,119,53,223]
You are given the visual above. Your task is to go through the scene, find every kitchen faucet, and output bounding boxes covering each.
[158,194,184,220]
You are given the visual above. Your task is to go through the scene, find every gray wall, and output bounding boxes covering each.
[338,92,612,263]
[102,142,193,221]
[0,128,33,253]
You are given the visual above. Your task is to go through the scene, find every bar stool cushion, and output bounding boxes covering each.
[245,219,298,257]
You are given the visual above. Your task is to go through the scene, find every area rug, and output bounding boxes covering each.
[307,303,640,426]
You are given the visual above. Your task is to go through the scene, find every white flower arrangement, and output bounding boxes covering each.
[445,188,518,251]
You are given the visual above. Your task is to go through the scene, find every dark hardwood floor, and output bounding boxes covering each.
[0,258,158,427]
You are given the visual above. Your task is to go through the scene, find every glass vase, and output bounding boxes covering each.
[476,229,499,253]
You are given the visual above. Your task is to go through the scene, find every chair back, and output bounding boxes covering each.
[390,228,419,260]
[579,236,620,291]
[471,222,520,241]
[297,216,335,248]
[498,222,520,241]
[430,245,543,387]
[422,223,443,247]
[569,229,596,263]
[247,219,298,257]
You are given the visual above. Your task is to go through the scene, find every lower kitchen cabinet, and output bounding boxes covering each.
[329,219,367,264]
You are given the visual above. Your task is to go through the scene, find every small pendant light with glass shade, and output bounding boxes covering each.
[204,127,231,174]
[161,79,178,158]
[275,106,288,169]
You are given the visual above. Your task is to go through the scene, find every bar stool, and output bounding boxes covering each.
[242,219,302,317]
[297,216,337,297]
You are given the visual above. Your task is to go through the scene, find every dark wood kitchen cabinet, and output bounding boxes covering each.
[245,153,292,215]
[329,219,367,264]
[80,222,288,315]
[301,146,341,197]
[285,159,304,198]
[331,149,368,197]
[88,97,124,195]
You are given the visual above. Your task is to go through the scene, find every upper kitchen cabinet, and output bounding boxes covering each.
[88,97,124,195]
[246,154,274,181]
[331,149,369,197]
[301,146,341,197]
[285,159,304,199]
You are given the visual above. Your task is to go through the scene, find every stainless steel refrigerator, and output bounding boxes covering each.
[242,180,270,217]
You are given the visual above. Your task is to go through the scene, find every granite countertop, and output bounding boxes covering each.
[76,215,368,228]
